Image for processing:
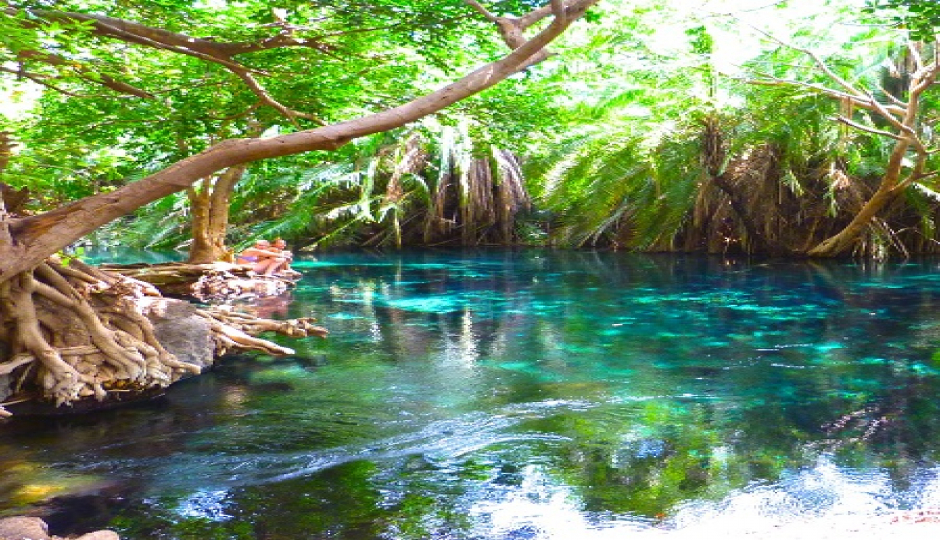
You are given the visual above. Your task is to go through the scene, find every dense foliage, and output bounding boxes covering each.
[865,0,940,40]
[6,0,940,258]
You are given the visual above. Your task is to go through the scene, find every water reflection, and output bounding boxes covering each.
[5,250,940,538]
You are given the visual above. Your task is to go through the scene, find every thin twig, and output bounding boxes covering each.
[835,116,902,140]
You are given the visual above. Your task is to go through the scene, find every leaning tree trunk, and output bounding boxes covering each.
[807,137,915,257]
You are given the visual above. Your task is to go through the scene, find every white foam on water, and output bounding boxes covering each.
[466,456,940,540]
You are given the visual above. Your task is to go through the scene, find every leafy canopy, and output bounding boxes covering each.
[1,0,564,209]
[864,0,940,40]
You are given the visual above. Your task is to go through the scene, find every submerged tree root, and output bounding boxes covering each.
[0,258,327,418]
[198,306,329,357]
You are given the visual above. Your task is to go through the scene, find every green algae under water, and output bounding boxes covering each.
[6,250,940,538]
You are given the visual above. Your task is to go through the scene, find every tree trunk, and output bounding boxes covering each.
[807,136,914,257]
[188,164,247,264]
[806,184,903,257]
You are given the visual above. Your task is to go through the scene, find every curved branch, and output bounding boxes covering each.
[14,7,346,119]
[15,50,154,98]
[746,23,867,99]
[2,0,600,282]
[466,0,560,50]
[229,69,323,126]
[25,9,285,60]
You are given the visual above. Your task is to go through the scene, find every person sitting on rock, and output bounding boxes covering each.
[236,239,290,277]
[272,238,300,277]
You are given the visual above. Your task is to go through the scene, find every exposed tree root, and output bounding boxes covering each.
[99,261,296,301]
[198,305,329,357]
[0,258,327,418]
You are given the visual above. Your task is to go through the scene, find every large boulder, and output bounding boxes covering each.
[143,298,216,371]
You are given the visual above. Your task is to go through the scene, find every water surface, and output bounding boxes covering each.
[4,250,940,538]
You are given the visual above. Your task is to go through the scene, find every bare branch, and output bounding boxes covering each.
[745,23,868,99]
[464,0,588,50]
[907,40,924,73]
[750,73,908,121]
[877,83,906,107]
[466,0,528,49]
[910,61,940,95]
[24,8,327,60]
[860,88,908,132]
[84,19,258,73]
[750,75,875,107]
[229,69,324,127]
[802,50,865,99]
[835,116,902,140]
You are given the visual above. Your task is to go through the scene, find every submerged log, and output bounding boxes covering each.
[0,258,327,419]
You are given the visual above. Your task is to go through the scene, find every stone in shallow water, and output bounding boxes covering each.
[0,516,50,540]
[0,517,120,540]
[73,531,119,540]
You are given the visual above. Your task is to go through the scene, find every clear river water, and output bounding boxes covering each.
[4,249,940,539]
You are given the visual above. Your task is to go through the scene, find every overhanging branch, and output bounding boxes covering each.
[1,0,601,282]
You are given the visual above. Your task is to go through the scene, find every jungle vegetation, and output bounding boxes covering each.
[5,2,940,533]
[4,0,940,260]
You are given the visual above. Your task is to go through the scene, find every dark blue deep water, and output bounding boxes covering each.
[5,249,940,538]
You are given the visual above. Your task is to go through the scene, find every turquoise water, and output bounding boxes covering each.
[5,250,940,538]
